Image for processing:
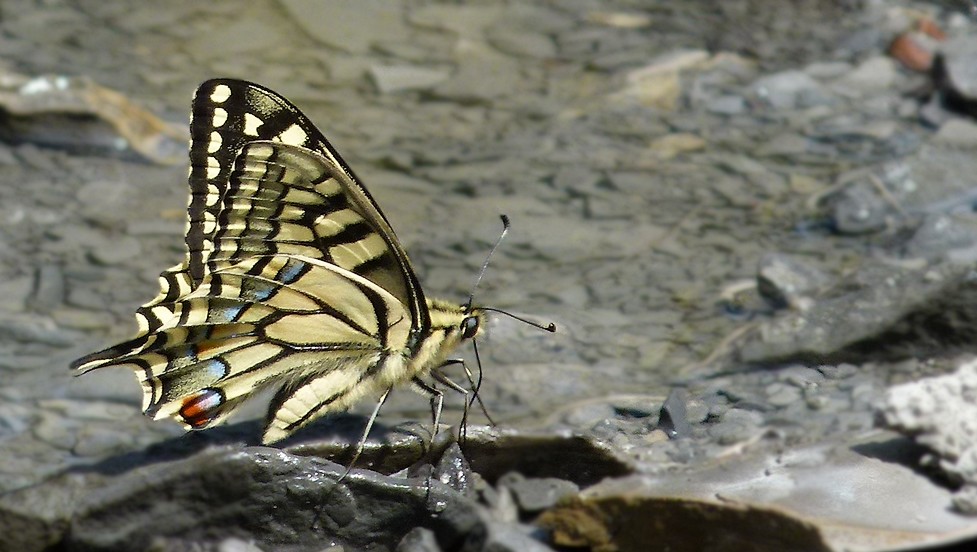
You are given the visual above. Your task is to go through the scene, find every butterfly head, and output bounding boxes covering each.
[427,298,486,345]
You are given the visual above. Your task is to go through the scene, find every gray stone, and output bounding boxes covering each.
[0,314,75,347]
[28,264,64,313]
[829,182,889,235]
[217,538,267,552]
[708,408,764,445]
[803,61,853,80]
[937,36,977,100]
[739,261,977,365]
[765,382,802,408]
[831,56,898,96]
[934,119,977,148]
[469,521,557,552]
[904,214,977,261]
[369,64,451,94]
[397,527,442,552]
[88,236,142,266]
[756,253,831,310]
[752,70,830,110]
[486,27,556,59]
[706,95,747,115]
[279,0,409,54]
[433,442,477,498]
[498,473,579,513]
[659,388,692,438]
[63,448,482,551]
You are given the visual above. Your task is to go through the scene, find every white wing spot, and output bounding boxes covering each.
[207,131,222,154]
[244,113,262,136]
[213,108,228,128]
[278,123,308,145]
[210,84,231,103]
[206,157,221,179]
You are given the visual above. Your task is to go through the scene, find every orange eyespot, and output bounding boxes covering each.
[179,388,225,428]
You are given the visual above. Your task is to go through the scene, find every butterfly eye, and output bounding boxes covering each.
[461,316,479,339]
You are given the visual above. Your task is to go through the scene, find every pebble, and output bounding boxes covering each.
[396,527,441,552]
[756,253,830,310]
[217,538,267,552]
[706,95,747,115]
[830,182,889,235]
[831,56,899,96]
[659,388,692,438]
[29,263,65,313]
[765,382,802,407]
[88,236,142,266]
[369,65,451,94]
[708,408,764,446]
[933,119,977,148]
[752,70,829,109]
[499,473,579,513]
[936,35,977,100]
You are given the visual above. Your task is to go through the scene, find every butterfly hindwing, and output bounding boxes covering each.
[90,253,411,434]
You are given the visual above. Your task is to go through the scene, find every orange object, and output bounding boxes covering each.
[889,33,933,72]
[916,17,946,41]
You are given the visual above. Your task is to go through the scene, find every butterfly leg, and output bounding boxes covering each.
[411,377,444,438]
[432,360,481,442]
[436,359,497,429]
[339,386,392,483]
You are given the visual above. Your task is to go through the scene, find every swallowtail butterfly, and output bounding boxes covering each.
[72,79,529,445]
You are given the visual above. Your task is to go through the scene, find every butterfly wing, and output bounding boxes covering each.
[73,119,429,441]
[115,78,430,345]
[86,253,410,440]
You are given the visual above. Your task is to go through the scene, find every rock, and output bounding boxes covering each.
[658,388,693,439]
[803,61,852,80]
[431,42,525,103]
[751,70,829,109]
[27,263,64,313]
[878,358,977,514]
[486,26,556,59]
[498,473,579,513]
[432,442,477,498]
[279,0,409,54]
[706,95,747,115]
[935,35,977,113]
[397,527,442,552]
[934,119,977,148]
[64,448,483,551]
[831,56,898,96]
[615,50,711,111]
[647,133,706,160]
[903,214,977,261]
[828,181,889,235]
[756,253,831,310]
[738,260,977,365]
[369,65,451,94]
[708,408,764,445]
[468,521,557,552]
[87,236,142,266]
[539,440,977,552]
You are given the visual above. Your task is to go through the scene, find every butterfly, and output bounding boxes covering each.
[71,79,551,446]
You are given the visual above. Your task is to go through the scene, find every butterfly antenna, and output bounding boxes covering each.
[481,307,556,333]
[466,214,510,310]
